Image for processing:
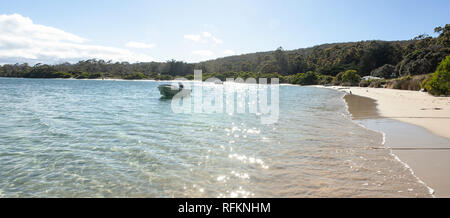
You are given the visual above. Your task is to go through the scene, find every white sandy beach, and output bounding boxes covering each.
[325,86,450,197]
[322,86,450,197]
[328,86,450,139]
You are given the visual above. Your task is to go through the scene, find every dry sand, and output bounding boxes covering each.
[336,87,450,197]
[331,86,450,139]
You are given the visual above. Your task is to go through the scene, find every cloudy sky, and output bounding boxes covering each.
[0,0,448,64]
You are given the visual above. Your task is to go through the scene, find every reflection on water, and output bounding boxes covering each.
[0,78,431,197]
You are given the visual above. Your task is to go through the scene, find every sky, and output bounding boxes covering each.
[0,0,449,64]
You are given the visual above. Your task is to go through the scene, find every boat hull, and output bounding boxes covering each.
[158,84,190,98]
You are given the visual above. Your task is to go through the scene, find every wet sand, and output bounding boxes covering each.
[336,87,450,139]
[344,94,450,197]
[344,95,379,119]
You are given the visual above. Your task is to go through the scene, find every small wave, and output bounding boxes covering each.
[391,152,435,196]
[352,119,434,196]
[359,121,434,196]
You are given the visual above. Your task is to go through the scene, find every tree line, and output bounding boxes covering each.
[1,24,449,88]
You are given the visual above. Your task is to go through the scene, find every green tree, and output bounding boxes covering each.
[423,55,450,96]
[371,64,396,78]
[258,60,280,74]
[341,70,361,86]
[289,54,307,74]
[359,42,396,76]
[274,47,288,75]
[300,71,319,85]
[435,24,450,47]
[124,72,146,80]
[24,64,71,78]
[291,71,318,85]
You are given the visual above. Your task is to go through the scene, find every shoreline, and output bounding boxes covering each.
[327,86,450,197]
[320,86,450,140]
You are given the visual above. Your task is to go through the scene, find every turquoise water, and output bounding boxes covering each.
[0,78,430,197]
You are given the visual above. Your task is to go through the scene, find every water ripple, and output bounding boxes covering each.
[0,78,431,197]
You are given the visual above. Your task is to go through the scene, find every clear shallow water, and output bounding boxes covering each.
[0,78,430,197]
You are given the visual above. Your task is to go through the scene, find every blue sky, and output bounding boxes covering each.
[0,0,449,64]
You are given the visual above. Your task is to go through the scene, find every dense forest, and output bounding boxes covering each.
[1,24,449,95]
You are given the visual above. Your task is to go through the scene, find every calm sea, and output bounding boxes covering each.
[0,78,430,197]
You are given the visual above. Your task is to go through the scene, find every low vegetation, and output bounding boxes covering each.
[421,56,450,96]
[123,72,147,80]
[387,75,426,91]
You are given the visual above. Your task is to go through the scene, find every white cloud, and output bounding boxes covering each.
[211,37,223,44]
[125,41,156,49]
[0,13,154,64]
[184,34,202,42]
[184,32,222,44]
[202,32,212,38]
[223,49,235,56]
[192,50,214,57]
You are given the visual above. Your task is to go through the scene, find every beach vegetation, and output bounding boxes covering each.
[157,74,174,80]
[290,71,319,85]
[185,74,194,80]
[318,75,334,85]
[331,71,345,85]
[422,55,450,96]
[382,74,426,91]
[359,79,372,87]
[368,79,386,88]
[124,72,147,80]
[341,70,361,86]
[73,72,103,79]
[23,64,72,78]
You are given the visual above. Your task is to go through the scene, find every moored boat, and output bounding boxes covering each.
[158,84,191,98]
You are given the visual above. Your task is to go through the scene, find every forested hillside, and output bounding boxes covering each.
[199,24,449,78]
[1,25,449,87]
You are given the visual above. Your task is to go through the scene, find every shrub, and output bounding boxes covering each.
[332,71,346,85]
[409,75,427,90]
[318,75,334,85]
[369,79,386,88]
[290,73,303,85]
[393,75,412,89]
[54,72,72,78]
[300,71,319,85]
[76,72,90,79]
[359,79,371,87]
[124,72,146,80]
[423,55,450,96]
[185,74,194,80]
[385,75,426,91]
[88,72,103,79]
[420,74,432,89]
[158,74,174,80]
[291,71,319,85]
[341,70,361,86]
[72,72,103,79]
